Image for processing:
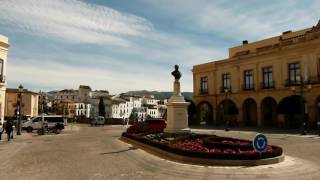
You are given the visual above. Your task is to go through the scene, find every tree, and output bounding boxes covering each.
[98,97,106,117]
[129,108,138,124]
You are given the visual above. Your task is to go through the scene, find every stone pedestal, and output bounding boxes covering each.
[164,80,190,133]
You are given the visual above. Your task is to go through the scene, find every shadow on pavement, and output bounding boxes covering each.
[99,146,137,155]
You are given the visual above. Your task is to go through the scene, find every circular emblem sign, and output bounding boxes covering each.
[253,134,268,153]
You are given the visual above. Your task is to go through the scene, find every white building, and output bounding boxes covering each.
[111,95,165,121]
[0,34,9,124]
[68,102,91,118]
[74,103,91,118]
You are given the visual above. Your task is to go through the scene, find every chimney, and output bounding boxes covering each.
[282,30,292,35]
[242,40,248,45]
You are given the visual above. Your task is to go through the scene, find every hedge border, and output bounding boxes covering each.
[122,132,283,160]
[120,135,285,166]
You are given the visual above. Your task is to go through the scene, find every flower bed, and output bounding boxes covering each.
[122,132,283,160]
[203,136,253,151]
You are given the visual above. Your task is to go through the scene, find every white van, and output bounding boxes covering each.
[22,115,65,132]
[91,116,105,126]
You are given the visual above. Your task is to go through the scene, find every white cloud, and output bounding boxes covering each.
[7,56,193,93]
[0,0,153,46]
[3,0,319,93]
[140,0,319,41]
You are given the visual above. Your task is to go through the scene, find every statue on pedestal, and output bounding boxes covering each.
[171,65,181,80]
[165,64,190,133]
[171,65,182,96]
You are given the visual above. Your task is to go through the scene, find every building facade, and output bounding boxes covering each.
[193,20,320,129]
[90,90,112,119]
[56,100,90,119]
[111,95,164,121]
[0,35,9,124]
[5,88,39,118]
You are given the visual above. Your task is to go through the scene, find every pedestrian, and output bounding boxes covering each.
[11,123,14,139]
[317,121,320,136]
[0,122,3,141]
[6,120,13,141]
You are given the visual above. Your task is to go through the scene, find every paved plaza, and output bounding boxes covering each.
[0,125,320,180]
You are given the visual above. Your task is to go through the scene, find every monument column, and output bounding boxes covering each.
[164,65,190,133]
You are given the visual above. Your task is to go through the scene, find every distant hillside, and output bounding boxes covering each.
[125,90,193,100]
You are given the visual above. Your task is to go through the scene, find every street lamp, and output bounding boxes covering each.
[17,84,23,135]
[317,102,320,136]
[224,88,230,131]
[290,76,312,135]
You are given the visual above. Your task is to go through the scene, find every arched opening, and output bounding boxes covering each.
[314,96,320,129]
[187,100,197,125]
[278,95,304,129]
[242,98,257,126]
[196,101,213,125]
[261,97,277,127]
[217,99,239,126]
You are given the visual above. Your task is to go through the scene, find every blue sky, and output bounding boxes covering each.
[0,0,319,94]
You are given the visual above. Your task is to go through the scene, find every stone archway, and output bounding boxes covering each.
[261,97,277,127]
[243,98,257,126]
[187,100,197,125]
[278,95,304,129]
[196,101,213,125]
[217,99,239,126]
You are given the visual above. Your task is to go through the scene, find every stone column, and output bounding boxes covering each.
[257,105,262,127]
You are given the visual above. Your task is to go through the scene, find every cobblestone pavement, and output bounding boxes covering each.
[0,125,319,180]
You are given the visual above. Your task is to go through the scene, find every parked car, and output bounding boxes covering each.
[91,116,105,126]
[127,119,166,133]
[22,115,65,133]
[22,115,32,123]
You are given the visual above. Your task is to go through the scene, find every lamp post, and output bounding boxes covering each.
[17,84,23,135]
[224,88,230,131]
[290,76,311,135]
[317,102,320,136]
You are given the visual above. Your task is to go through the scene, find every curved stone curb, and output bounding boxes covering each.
[120,136,285,166]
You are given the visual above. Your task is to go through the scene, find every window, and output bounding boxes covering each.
[244,70,254,90]
[222,73,231,90]
[288,63,300,85]
[200,76,208,94]
[33,117,41,122]
[262,67,274,89]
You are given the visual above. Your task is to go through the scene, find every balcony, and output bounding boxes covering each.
[242,84,255,91]
[308,76,320,84]
[199,89,208,95]
[260,81,275,89]
[285,79,302,87]
[220,86,232,93]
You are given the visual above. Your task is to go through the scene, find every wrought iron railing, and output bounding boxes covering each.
[242,84,255,91]
[220,86,232,93]
[260,81,275,89]
[199,89,208,95]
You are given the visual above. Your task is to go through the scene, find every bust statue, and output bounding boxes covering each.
[171,65,181,80]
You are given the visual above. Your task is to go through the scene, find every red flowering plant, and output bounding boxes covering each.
[174,138,274,156]
[126,119,166,134]
[203,136,254,151]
